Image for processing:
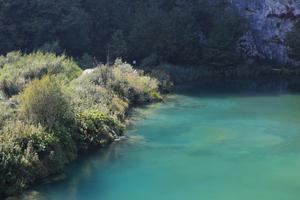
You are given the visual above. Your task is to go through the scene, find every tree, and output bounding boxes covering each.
[21,76,72,129]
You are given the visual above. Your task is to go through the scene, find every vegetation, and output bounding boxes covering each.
[0,52,81,97]
[1,0,294,197]
[21,76,72,129]
[286,21,300,61]
[0,52,162,197]
[74,110,124,151]
[0,0,247,68]
[0,121,59,195]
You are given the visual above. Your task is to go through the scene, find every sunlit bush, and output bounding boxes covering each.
[0,121,59,195]
[75,110,124,151]
[0,51,82,97]
[21,76,72,129]
[70,76,129,119]
[83,59,161,104]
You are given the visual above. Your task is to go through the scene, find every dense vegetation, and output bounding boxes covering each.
[2,0,300,197]
[0,52,162,197]
[286,21,300,61]
[0,0,246,68]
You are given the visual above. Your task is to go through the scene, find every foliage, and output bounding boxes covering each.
[0,121,59,195]
[75,110,124,151]
[0,53,162,196]
[0,52,82,97]
[70,77,129,119]
[286,21,300,60]
[38,41,63,55]
[21,76,72,129]
[110,30,128,60]
[0,0,247,67]
[0,101,14,128]
[149,69,173,92]
[71,60,161,119]
[88,60,161,104]
[202,8,247,68]
[77,53,95,69]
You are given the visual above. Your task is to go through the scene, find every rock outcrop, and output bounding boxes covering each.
[230,0,300,64]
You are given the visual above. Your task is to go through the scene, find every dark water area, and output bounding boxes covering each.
[175,77,300,95]
[20,77,300,200]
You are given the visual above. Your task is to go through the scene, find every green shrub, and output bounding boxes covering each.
[21,76,72,129]
[75,110,124,151]
[150,69,173,92]
[70,59,161,120]
[0,121,59,195]
[0,51,82,97]
[89,59,161,104]
[0,101,14,129]
[70,75,129,119]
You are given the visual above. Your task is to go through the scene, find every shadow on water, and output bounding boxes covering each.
[175,77,300,98]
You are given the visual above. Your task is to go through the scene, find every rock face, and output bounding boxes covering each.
[230,0,300,63]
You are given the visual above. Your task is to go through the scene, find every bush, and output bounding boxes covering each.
[21,76,72,129]
[0,51,82,97]
[75,110,125,151]
[70,75,129,119]
[0,121,59,196]
[150,69,173,92]
[90,59,161,104]
[0,101,14,129]
[71,59,161,119]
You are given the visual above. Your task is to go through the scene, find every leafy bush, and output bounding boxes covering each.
[0,121,59,195]
[71,59,161,120]
[150,69,173,92]
[90,60,161,104]
[21,76,72,129]
[0,52,82,97]
[75,110,124,151]
[0,101,14,129]
[70,78,129,119]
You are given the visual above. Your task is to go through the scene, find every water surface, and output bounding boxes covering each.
[32,79,300,200]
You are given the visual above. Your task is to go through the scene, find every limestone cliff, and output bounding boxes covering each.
[229,0,300,64]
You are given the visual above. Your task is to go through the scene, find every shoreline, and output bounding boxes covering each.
[4,97,165,200]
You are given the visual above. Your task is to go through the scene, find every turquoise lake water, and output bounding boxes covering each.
[28,79,300,200]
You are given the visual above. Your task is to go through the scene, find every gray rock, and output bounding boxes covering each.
[230,0,300,64]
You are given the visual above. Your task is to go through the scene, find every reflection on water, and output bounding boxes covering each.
[20,78,300,200]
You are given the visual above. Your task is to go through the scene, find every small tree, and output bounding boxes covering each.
[21,76,72,129]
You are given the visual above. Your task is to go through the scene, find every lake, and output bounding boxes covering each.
[27,78,300,200]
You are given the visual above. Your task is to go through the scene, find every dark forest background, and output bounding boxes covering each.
[0,0,246,67]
